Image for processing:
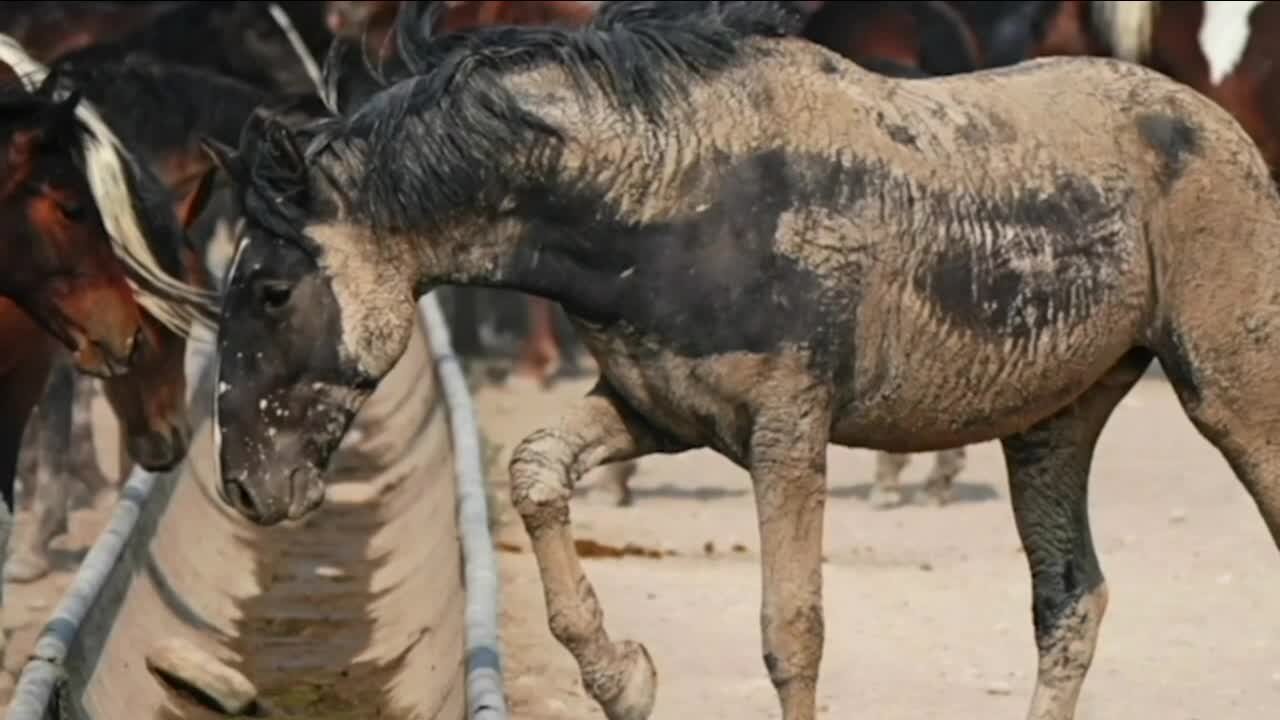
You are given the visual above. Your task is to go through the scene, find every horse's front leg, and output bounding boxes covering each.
[8,360,75,583]
[510,381,670,720]
[750,397,831,720]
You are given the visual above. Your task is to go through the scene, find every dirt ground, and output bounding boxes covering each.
[475,370,1280,720]
[6,366,1280,719]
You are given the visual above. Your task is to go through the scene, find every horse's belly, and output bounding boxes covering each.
[829,305,1147,451]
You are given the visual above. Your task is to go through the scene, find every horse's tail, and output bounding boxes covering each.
[1089,0,1158,63]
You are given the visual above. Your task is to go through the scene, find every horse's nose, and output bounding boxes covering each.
[220,474,264,523]
[127,426,188,472]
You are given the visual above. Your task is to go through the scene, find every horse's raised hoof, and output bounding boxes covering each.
[5,547,52,584]
[867,484,904,510]
[597,640,657,720]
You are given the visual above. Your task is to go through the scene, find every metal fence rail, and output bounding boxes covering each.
[6,292,508,720]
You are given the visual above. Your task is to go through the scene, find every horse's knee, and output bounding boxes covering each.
[509,429,574,531]
[546,581,605,648]
[761,599,825,688]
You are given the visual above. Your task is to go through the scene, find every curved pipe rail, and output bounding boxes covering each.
[6,292,508,720]
[418,294,509,720]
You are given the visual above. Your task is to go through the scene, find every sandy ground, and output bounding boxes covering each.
[476,371,1280,720]
[5,366,1280,719]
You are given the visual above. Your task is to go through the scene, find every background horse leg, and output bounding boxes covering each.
[69,373,115,502]
[922,446,967,506]
[0,338,54,662]
[513,296,563,387]
[1002,351,1148,720]
[7,359,75,583]
[585,459,639,507]
[869,451,910,509]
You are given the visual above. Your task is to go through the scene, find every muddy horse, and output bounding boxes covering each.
[327,0,605,388]
[205,1,1280,718]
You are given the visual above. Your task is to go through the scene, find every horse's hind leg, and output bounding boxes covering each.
[869,451,909,509]
[1003,350,1150,720]
[7,361,74,583]
[1160,320,1280,549]
[510,381,672,720]
[922,446,967,506]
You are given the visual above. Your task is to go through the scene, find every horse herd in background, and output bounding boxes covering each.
[0,0,1276,690]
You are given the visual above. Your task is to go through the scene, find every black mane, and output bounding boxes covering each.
[50,1,331,96]
[47,52,270,169]
[245,0,806,239]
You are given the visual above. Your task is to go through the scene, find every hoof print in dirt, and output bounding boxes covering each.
[146,638,263,716]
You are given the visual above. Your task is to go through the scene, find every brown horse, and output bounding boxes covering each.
[0,36,219,598]
[4,175,214,584]
[1,45,275,583]
[0,72,145,382]
[326,0,601,387]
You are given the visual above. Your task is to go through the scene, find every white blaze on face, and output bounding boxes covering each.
[1199,1,1261,85]
[212,234,254,472]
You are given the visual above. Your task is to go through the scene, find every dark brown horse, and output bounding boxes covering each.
[0,2,185,62]
[44,1,333,98]
[326,0,600,387]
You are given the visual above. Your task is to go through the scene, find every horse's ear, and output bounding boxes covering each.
[177,164,219,231]
[269,118,307,173]
[320,35,386,115]
[199,136,247,187]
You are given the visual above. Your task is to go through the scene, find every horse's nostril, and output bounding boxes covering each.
[223,477,260,519]
[129,328,144,364]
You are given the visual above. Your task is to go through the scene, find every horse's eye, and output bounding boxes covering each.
[255,279,294,314]
[56,200,86,223]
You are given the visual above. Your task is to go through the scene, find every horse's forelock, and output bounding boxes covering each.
[0,32,220,337]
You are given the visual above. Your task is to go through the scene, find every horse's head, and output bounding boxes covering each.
[202,110,416,526]
[0,81,145,378]
[98,170,219,471]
